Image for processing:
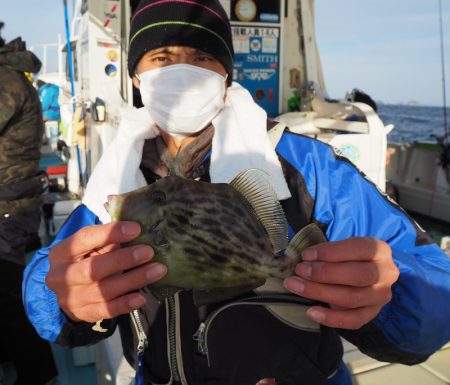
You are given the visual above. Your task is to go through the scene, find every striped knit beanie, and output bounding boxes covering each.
[128,0,234,84]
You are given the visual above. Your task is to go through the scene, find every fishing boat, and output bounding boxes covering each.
[2,1,449,385]
[382,0,450,233]
[386,140,450,224]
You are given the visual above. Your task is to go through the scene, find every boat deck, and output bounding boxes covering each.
[344,340,450,385]
[0,344,96,385]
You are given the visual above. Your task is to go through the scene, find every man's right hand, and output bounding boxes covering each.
[46,221,167,323]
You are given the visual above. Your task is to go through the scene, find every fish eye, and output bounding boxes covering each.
[152,191,166,204]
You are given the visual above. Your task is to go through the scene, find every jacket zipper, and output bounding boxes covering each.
[130,297,184,385]
[167,295,181,383]
[193,294,314,367]
[130,309,148,385]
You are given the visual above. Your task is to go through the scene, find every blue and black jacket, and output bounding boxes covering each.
[23,129,450,385]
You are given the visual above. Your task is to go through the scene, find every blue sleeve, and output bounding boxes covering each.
[278,132,450,362]
[22,204,113,344]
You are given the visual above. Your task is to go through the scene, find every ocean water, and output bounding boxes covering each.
[377,104,450,144]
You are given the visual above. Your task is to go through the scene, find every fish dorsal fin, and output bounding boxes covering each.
[230,169,288,253]
[285,223,327,261]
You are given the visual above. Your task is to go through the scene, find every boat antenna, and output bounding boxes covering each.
[438,0,448,145]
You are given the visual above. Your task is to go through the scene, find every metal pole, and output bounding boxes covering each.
[43,45,47,74]
[438,0,448,144]
[58,34,64,86]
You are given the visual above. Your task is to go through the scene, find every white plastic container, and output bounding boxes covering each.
[49,199,81,236]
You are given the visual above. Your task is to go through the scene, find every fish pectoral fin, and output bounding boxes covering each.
[193,280,265,307]
[285,223,327,261]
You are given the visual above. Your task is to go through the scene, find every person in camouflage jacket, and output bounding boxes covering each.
[0,34,47,260]
[0,24,57,385]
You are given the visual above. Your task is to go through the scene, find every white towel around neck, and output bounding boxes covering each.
[82,82,291,223]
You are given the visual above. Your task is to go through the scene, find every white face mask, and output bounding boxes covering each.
[137,64,227,139]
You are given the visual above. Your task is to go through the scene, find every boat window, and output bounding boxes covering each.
[62,41,78,82]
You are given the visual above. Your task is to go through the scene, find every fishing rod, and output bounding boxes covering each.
[63,0,75,98]
[438,0,448,145]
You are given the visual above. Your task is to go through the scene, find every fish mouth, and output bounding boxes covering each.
[104,194,121,216]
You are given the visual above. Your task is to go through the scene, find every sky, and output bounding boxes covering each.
[1,0,449,106]
[1,0,69,73]
[315,0,450,106]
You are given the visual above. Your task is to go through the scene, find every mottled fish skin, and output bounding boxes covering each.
[107,176,297,292]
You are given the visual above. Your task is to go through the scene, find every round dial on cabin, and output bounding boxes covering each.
[235,0,257,22]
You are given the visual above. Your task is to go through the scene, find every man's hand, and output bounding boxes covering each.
[46,221,167,323]
[284,237,399,329]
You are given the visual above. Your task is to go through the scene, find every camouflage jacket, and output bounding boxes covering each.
[0,39,46,218]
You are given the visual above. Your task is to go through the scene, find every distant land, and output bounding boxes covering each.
[375,100,445,107]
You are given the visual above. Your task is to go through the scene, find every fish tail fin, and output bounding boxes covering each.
[285,223,327,263]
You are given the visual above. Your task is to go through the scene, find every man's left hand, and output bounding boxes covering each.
[284,237,400,329]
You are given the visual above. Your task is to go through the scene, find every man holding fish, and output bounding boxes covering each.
[23,1,450,384]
